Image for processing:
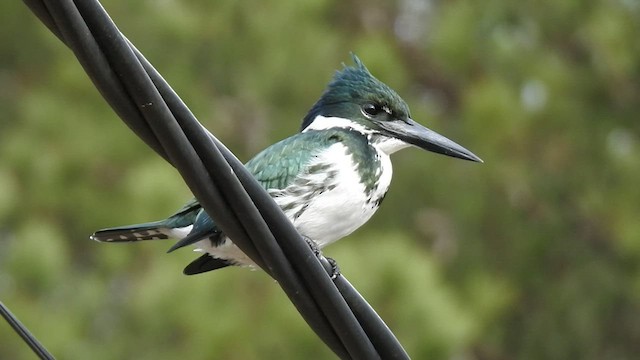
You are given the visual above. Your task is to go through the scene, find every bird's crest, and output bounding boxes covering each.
[300,54,410,131]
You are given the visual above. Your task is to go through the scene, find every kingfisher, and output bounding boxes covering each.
[91,55,482,275]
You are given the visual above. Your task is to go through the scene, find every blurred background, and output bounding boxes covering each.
[1,0,639,359]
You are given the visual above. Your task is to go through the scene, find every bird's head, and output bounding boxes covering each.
[301,55,482,162]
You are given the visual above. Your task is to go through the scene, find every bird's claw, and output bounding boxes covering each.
[303,236,321,255]
[302,236,340,280]
[326,256,340,280]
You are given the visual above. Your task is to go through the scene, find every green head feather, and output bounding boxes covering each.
[301,54,410,131]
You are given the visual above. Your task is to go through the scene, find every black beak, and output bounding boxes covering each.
[379,118,483,162]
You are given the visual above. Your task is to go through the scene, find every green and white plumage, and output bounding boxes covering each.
[91,55,481,275]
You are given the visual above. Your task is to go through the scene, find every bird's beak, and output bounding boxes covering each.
[379,118,483,162]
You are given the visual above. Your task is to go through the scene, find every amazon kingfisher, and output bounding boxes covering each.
[91,55,482,275]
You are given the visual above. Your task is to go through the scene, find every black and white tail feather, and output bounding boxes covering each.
[91,217,233,274]
[90,221,171,242]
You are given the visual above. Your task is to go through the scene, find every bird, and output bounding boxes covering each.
[90,55,482,275]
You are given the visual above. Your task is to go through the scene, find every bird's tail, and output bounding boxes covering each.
[91,221,171,242]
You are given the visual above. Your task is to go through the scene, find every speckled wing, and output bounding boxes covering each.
[169,130,335,252]
[246,130,333,191]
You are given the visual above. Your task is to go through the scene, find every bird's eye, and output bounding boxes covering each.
[362,103,384,118]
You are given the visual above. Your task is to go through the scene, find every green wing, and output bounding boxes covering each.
[166,132,326,227]
[245,130,337,190]
[169,129,348,231]
[164,197,202,228]
[163,129,360,255]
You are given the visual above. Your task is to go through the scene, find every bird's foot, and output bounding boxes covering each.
[303,236,321,255]
[326,256,340,280]
[302,236,340,280]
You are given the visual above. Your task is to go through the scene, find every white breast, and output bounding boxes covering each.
[277,142,392,247]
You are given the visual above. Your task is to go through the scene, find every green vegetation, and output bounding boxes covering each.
[1,1,639,359]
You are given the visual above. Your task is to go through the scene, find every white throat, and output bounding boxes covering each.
[372,137,411,155]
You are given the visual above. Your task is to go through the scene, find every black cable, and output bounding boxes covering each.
[65,0,355,355]
[17,1,411,359]
[0,302,55,360]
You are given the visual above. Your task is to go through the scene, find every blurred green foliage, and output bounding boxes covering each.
[1,0,639,359]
